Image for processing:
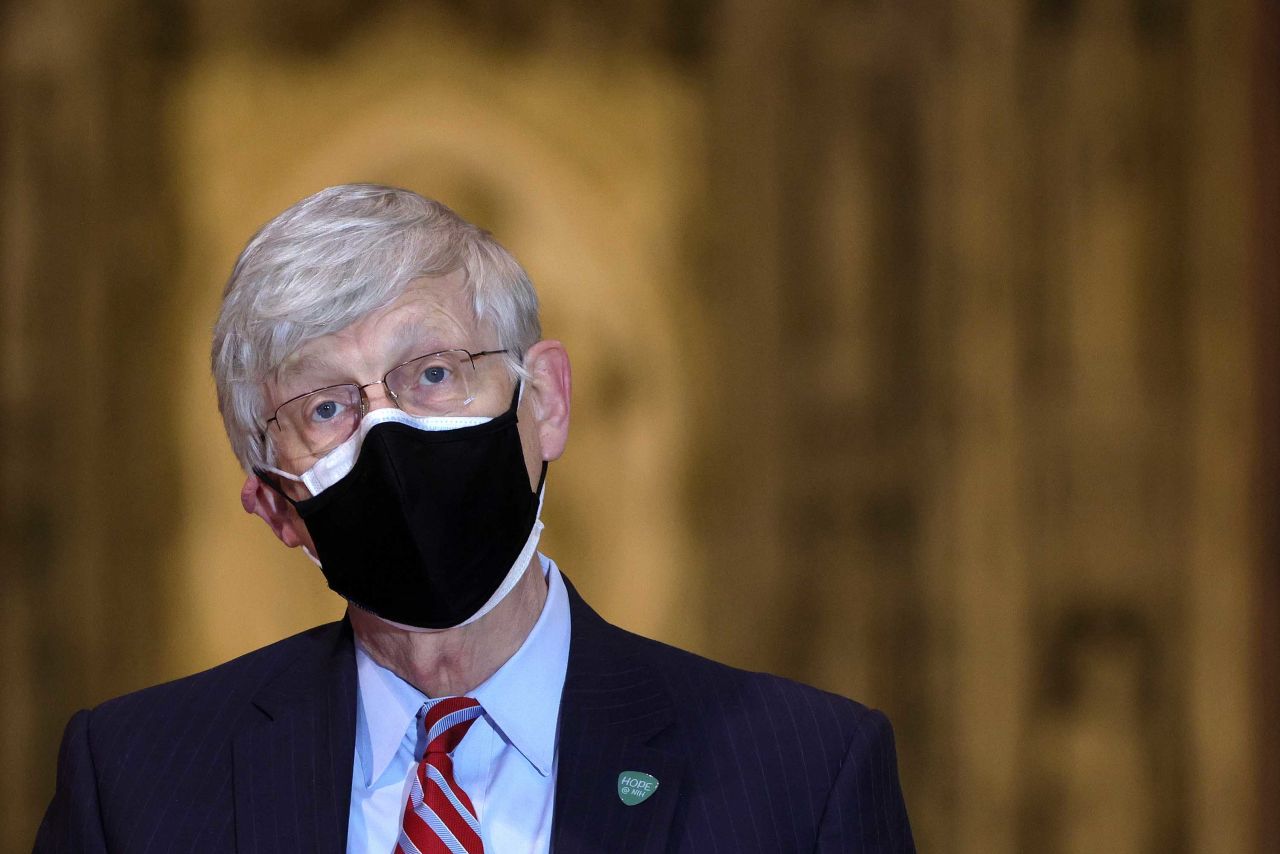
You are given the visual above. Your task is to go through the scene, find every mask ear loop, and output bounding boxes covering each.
[249,466,323,565]
[510,377,524,412]
[253,422,305,508]
[252,466,303,509]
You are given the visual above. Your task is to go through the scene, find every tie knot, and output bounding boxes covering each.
[421,696,483,757]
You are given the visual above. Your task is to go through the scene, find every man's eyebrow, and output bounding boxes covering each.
[387,319,451,358]
[274,322,453,389]
[274,351,350,391]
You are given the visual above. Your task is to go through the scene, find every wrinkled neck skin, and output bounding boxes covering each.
[347,553,548,698]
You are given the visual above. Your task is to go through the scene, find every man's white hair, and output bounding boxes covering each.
[212,183,541,472]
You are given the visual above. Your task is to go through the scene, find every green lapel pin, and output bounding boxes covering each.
[617,771,660,806]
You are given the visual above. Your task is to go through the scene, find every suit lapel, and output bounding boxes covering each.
[553,581,685,854]
[233,620,357,854]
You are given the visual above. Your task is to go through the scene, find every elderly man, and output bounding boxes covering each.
[35,185,914,853]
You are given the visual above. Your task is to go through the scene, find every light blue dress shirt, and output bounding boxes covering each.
[347,554,571,854]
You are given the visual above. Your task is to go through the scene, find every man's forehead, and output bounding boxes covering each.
[278,314,450,372]
[270,277,489,391]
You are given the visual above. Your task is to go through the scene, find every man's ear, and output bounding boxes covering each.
[523,339,571,461]
[241,474,308,548]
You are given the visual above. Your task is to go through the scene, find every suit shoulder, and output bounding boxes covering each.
[618,624,887,742]
[595,622,900,816]
[566,580,880,732]
[575,608,915,847]
[89,620,346,728]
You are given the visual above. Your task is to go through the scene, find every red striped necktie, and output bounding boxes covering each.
[396,696,486,854]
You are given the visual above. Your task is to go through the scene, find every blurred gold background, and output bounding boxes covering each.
[1,1,1275,852]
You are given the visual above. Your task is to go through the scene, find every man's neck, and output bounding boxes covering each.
[347,558,548,697]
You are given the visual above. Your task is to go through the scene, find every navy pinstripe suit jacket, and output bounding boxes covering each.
[35,577,914,852]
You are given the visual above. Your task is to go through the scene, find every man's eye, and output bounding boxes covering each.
[310,399,345,422]
[419,365,450,386]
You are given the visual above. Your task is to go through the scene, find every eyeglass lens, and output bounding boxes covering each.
[268,350,479,465]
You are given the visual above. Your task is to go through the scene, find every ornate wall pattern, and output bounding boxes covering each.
[0,0,185,845]
[695,2,1262,851]
[0,1,1268,852]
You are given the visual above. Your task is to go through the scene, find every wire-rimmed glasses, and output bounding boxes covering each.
[264,348,509,467]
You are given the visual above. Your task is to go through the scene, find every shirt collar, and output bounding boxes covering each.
[470,553,570,777]
[354,553,571,786]
[354,636,425,788]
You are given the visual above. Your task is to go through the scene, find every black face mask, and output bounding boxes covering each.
[259,388,544,629]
